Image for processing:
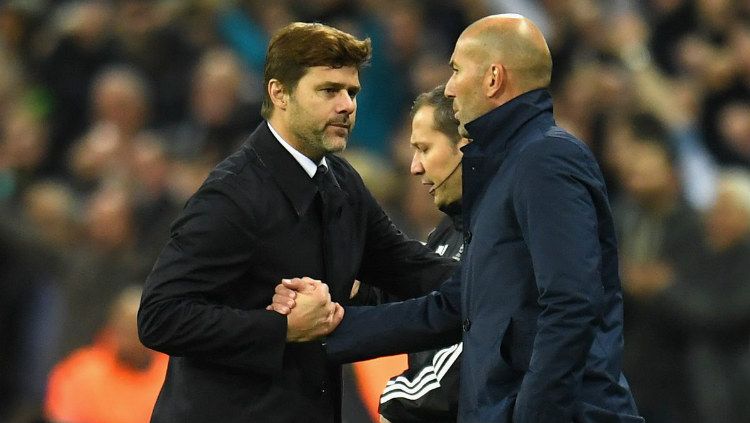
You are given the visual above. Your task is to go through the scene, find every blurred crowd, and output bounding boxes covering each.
[1,0,750,422]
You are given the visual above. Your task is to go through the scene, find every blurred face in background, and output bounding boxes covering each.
[91,69,149,138]
[192,50,243,126]
[109,289,152,370]
[85,187,134,251]
[621,141,677,207]
[705,182,750,251]
[409,105,469,211]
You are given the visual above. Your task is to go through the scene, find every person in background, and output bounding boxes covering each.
[45,286,168,423]
[656,168,750,423]
[611,112,705,423]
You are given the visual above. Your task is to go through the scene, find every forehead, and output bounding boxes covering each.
[412,106,436,131]
[411,106,452,144]
[299,65,360,86]
[451,35,485,66]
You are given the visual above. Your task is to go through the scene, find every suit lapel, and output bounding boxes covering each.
[247,123,318,217]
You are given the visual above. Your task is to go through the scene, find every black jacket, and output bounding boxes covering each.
[379,214,464,423]
[138,122,454,423]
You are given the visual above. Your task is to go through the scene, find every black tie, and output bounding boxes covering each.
[312,164,329,191]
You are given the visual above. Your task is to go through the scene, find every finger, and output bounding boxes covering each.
[330,303,345,328]
[269,303,290,315]
[301,276,322,284]
[350,280,360,299]
[282,278,309,292]
[291,277,320,293]
[324,300,335,319]
[275,284,296,299]
[272,293,296,309]
[324,301,336,323]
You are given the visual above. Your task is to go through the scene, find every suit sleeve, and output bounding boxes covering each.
[326,269,463,364]
[511,140,604,423]
[137,181,287,374]
[356,187,457,298]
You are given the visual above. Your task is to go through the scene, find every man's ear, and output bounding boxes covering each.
[268,79,288,110]
[486,64,505,97]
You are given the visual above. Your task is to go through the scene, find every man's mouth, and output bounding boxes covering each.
[328,122,350,130]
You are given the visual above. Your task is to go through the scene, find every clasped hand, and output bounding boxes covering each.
[266,277,344,342]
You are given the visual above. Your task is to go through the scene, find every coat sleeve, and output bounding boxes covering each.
[137,181,287,374]
[511,139,605,423]
[326,269,463,364]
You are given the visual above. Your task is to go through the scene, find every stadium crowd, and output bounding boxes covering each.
[1,1,750,422]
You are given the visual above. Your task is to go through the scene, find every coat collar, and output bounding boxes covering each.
[459,89,554,225]
[463,88,553,155]
[246,122,341,217]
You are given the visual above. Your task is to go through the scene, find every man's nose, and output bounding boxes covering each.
[410,153,424,175]
[336,92,355,114]
[444,78,455,98]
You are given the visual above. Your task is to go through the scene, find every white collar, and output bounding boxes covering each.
[267,122,328,178]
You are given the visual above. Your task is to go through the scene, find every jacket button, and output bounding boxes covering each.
[321,381,327,395]
[464,231,472,244]
[462,318,472,332]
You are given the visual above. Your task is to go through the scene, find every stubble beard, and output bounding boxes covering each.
[292,123,348,159]
[288,100,350,159]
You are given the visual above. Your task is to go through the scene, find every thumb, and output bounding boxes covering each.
[282,278,311,292]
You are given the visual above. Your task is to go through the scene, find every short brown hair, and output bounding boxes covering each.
[411,84,461,144]
[261,22,372,119]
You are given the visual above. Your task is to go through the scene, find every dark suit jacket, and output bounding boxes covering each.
[138,122,454,423]
[327,90,643,423]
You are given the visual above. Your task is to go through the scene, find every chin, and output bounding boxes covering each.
[325,139,347,153]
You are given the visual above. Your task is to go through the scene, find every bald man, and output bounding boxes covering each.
[314,15,642,423]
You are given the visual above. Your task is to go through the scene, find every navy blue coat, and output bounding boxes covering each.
[327,90,643,423]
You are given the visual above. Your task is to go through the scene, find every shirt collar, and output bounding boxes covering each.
[267,122,328,178]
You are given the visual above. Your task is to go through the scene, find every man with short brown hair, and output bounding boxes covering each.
[138,22,454,423]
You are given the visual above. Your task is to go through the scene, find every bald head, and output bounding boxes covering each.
[462,14,552,93]
[445,14,552,136]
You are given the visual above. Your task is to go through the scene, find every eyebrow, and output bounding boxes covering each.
[316,82,361,94]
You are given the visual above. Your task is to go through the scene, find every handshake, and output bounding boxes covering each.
[266,277,345,343]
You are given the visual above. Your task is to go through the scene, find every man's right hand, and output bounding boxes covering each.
[282,277,344,342]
